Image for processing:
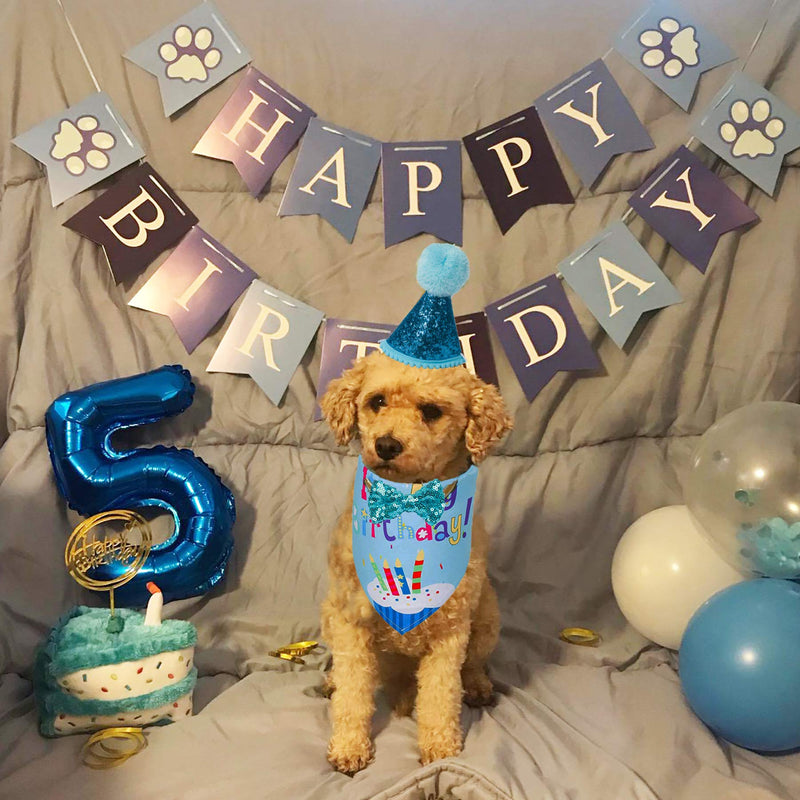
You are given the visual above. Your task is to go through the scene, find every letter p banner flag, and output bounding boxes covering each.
[64,162,198,283]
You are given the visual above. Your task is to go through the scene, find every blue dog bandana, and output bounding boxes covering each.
[352,456,477,634]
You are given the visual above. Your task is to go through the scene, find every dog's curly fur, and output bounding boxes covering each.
[320,350,512,773]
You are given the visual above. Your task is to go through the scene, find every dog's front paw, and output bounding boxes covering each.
[462,670,495,707]
[327,733,374,775]
[419,726,462,765]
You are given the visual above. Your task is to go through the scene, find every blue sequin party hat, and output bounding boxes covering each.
[380,244,469,369]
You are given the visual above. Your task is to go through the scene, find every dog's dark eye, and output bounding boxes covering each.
[368,394,386,412]
[419,403,442,423]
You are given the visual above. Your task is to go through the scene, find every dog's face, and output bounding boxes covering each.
[321,351,512,483]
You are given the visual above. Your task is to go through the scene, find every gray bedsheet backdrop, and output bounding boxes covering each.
[2,0,800,797]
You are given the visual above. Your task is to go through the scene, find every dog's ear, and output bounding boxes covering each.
[321,358,368,446]
[465,379,513,464]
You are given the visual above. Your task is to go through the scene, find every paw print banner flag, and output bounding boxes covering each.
[12,92,145,206]
[559,221,682,349]
[382,141,463,247]
[692,72,800,197]
[615,1,734,111]
[628,146,758,273]
[64,162,198,283]
[124,1,251,117]
[352,456,477,634]
[463,106,573,234]
[207,279,323,404]
[128,226,256,353]
[278,118,381,242]
[193,66,315,196]
[536,60,654,189]
[485,275,599,401]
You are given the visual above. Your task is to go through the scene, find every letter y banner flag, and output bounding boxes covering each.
[207,279,323,405]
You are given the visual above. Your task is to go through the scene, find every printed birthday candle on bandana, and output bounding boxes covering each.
[207,279,323,404]
[124,1,251,117]
[352,457,477,634]
[279,118,381,242]
[486,275,599,401]
[64,162,198,283]
[692,71,800,197]
[629,146,759,273]
[193,66,315,196]
[463,106,573,234]
[381,141,463,247]
[559,221,682,348]
[536,60,654,189]
[615,1,734,111]
[12,92,145,206]
[128,226,257,353]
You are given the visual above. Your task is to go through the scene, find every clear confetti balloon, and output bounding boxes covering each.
[685,402,800,578]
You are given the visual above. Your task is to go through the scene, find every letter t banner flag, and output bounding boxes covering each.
[64,162,198,283]
[628,146,758,273]
[207,279,323,405]
[463,106,573,234]
[485,275,600,401]
[193,66,315,196]
[536,59,654,188]
[559,221,682,348]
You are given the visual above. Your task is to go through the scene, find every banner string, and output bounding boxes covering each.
[56,0,102,93]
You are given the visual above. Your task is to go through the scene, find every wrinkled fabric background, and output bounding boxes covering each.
[2,1,800,798]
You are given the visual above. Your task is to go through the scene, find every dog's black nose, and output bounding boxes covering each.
[375,435,404,461]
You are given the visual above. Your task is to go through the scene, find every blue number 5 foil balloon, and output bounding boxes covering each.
[45,364,236,606]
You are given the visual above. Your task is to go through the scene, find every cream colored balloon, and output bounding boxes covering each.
[612,505,746,650]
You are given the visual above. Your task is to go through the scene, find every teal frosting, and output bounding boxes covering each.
[42,606,197,677]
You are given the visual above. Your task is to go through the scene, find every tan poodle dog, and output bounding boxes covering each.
[320,350,512,773]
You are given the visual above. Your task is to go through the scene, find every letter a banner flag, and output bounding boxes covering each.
[207,279,323,404]
[381,141,463,247]
[614,0,734,111]
[628,146,758,273]
[463,106,573,234]
[193,66,315,196]
[279,118,381,242]
[536,59,654,188]
[64,162,198,283]
[124,1,251,117]
[128,226,257,353]
[559,221,682,348]
[485,275,599,401]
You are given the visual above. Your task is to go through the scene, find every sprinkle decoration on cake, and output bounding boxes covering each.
[35,584,198,737]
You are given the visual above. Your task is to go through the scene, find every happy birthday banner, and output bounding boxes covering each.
[14,0,800,406]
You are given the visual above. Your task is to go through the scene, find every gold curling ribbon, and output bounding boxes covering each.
[559,627,601,647]
[81,727,147,770]
[269,640,320,664]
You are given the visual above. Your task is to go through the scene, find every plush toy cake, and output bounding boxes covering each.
[35,585,197,737]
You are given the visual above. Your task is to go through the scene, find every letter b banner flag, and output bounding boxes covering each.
[485,274,599,401]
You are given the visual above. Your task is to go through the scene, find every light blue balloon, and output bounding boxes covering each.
[680,579,800,752]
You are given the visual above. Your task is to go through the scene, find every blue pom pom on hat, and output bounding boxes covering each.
[380,244,469,369]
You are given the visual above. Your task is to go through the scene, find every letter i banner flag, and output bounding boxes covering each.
[536,59,654,189]
[692,71,800,197]
[12,92,145,207]
[628,146,758,273]
[279,118,381,242]
[206,279,323,405]
[485,274,600,401]
[128,226,257,353]
[614,0,735,112]
[381,141,463,247]
[351,455,477,634]
[193,66,315,196]
[559,221,682,348]
[124,1,251,117]
[463,106,573,234]
[64,162,198,283]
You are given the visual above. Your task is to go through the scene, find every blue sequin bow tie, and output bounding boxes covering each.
[367,479,445,526]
